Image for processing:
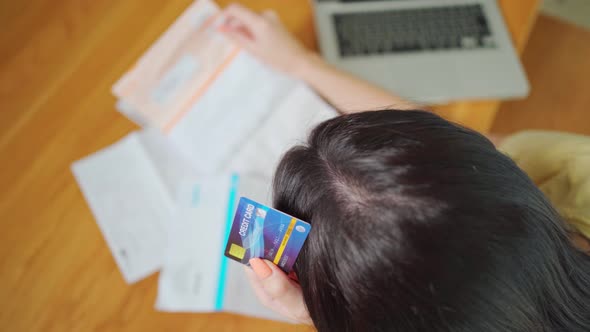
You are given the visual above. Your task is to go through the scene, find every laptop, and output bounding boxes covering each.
[312,0,530,103]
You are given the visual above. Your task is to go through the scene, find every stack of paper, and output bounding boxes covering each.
[71,0,337,322]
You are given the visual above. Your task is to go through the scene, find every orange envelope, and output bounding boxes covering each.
[113,0,240,132]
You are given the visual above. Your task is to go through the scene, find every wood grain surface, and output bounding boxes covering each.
[492,14,590,136]
[0,1,537,331]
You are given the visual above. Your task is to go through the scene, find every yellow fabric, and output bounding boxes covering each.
[499,130,590,240]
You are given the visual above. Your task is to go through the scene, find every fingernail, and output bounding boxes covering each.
[249,258,272,279]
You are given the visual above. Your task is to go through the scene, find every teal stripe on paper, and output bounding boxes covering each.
[215,173,239,311]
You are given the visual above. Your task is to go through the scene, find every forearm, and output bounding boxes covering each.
[294,53,419,113]
[220,5,418,113]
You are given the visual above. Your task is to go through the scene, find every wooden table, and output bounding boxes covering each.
[0,0,538,331]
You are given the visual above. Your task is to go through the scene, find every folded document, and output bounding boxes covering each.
[157,174,288,321]
[72,130,194,283]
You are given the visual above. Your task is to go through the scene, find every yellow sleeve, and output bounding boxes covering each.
[499,130,590,239]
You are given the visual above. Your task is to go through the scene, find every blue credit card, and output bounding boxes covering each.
[224,197,311,273]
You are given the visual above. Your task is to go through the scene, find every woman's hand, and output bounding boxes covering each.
[219,3,416,112]
[219,4,312,78]
[245,258,312,325]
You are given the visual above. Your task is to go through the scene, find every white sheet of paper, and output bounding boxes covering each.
[167,52,295,173]
[165,52,336,178]
[156,174,290,322]
[71,130,198,283]
[227,81,337,178]
[117,53,337,178]
[72,133,170,283]
[138,128,199,198]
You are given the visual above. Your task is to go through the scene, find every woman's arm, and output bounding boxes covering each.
[220,4,419,113]
[295,53,418,112]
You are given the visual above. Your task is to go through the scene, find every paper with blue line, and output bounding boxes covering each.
[155,174,290,321]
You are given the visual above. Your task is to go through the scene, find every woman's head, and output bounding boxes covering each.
[272,110,590,332]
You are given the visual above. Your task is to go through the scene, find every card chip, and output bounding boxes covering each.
[229,243,246,259]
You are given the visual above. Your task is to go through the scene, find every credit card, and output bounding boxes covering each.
[224,197,311,273]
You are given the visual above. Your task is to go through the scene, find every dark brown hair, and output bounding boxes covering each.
[273,110,590,332]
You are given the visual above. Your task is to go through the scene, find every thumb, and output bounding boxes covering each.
[249,258,310,322]
[249,258,298,299]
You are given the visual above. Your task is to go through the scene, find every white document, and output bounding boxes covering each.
[156,174,290,322]
[118,55,337,178]
[167,52,293,172]
[227,79,337,178]
[71,130,197,283]
[138,128,199,197]
[167,52,338,177]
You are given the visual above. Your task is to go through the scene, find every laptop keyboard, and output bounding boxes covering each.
[333,4,496,57]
